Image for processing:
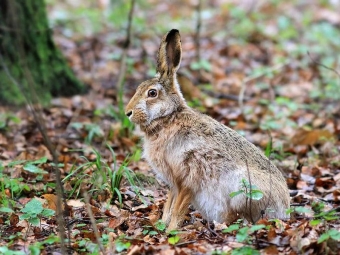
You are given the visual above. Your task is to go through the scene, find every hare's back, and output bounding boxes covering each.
[181,111,281,175]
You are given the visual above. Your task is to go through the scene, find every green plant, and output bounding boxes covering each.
[232,246,260,255]
[229,178,264,201]
[107,145,140,206]
[310,202,339,226]
[212,250,227,255]
[223,222,265,255]
[223,222,266,243]
[28,235,59,255]
[318,229,340,244]
[0,247,25,255]
[8,156,49,174]
[142,219,166,236]
[0,161,30,201]
[63,146,140,206]
[19,198,55,226]
[76,238,100,254]
[70,122,104,144]
[286,206,313,215]
[0,112,20,131]
[115,235,131,252]
[167,230,180,245]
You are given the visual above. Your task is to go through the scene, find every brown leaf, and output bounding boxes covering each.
[41,194,58,211]
[10,214,19,226]
[82,231,97,241]
[263,245,278,255]
[291,129,334,146]
[333,190,340,202]
[267,226,277,241]
[315,178,335,190]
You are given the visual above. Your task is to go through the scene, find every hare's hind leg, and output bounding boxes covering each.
[162,190,175,225]
[167,188,192,230]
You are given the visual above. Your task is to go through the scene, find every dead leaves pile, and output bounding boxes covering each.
[1,0,340,254]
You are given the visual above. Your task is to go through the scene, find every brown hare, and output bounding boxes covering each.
[125,29,290,230]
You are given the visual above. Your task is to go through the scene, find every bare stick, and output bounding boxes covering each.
[307,51,340,98]
[307,51,340,78]
[245,159,255,224]
[116,0,136,104]
[194,0,202,62]
[262,130,273,217]
[0,51,69,254]
[83,192,106,254]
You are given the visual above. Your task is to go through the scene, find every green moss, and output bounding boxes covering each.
[0,0,86,105]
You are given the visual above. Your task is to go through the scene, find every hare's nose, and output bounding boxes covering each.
[126,111,132,117]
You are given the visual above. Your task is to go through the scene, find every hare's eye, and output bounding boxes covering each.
[147,89,158,98]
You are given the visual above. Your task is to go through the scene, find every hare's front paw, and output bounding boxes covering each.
[167,219,180,231]
[162,191,174,225]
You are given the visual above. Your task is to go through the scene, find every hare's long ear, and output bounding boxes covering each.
[156,29,182,79]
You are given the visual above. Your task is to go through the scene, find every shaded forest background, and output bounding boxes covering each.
[0,0,340,254]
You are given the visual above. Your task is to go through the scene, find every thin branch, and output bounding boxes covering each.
[0,50,69,254]
[116,0,135,104]
[307,51,340,78]
[245,159,255,224]
[262,130,273,218]
[194,0,202,62]
[307,51,340,98]
[83,192,106,254]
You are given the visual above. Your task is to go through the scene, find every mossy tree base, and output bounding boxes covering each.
[0,0,85,105]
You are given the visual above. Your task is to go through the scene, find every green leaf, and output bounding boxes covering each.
[246,190,264,200]
[149,230,158,236]
[294,207,312,214]
[310,219,321,226]
[21,199,43,215]
[29,243,42,255]
[168,235,180,245]
[0,207,14,213]
[222,224,240,233]
[28,217,40,226]
[155,220,166,232]
[232,246,260,255]
[249,224,266,233]
[328,229,340,241]
[115,240,131,252]
[236,227,249,242]
[23,164,48,174]
[8,160,27,167]
[31,157,48,165]
[41,209,55,217]
[229,190,243,198]
[42,235,60,244]
[168,230,179,235]
[19,213,31,220]
[318,233,330,243]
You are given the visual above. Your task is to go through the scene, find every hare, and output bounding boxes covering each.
[125,29,290,230]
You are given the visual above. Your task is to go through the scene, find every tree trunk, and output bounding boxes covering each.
[0,0,85,105]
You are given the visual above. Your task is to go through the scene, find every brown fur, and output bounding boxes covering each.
[125,29,290,230]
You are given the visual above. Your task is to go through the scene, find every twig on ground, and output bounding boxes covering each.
[83,192,106,255]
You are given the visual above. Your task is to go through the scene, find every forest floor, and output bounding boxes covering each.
[1,1,340,254]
